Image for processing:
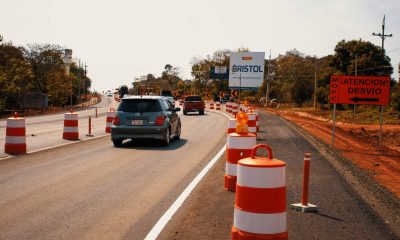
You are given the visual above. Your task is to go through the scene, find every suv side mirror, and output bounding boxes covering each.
[174,107,181,112]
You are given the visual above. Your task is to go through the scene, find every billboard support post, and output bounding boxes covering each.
[238,73,241,104]
[332,104,336,146]
[379,106,383,145]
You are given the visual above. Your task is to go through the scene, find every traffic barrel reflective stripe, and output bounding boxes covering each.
[63,112,79,140]
[216,102,221,110]
[5,114,26,154]
[246,113,257,137]
[226,102,230,112]
[228,102,233,113]
[209,102,214,109]
[252,110,260,132]
[232,144,287,240]
[225,132,256,192]
[231,103,239,116]
[105,108,115,133]
[228,119,237,134]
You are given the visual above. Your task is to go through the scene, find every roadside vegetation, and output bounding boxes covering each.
[134,39,399,123]
[0,35,92,115]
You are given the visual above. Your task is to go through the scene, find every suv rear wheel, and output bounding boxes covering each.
[174,123,181,140]
[113,139,123,147]
[162,128,170,146]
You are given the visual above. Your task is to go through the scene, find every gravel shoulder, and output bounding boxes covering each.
[158,110,400,240]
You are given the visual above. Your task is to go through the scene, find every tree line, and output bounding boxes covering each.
[0,35,91,112]
[189,40,399,111]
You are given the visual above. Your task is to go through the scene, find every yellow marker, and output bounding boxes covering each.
[236,111,249,133]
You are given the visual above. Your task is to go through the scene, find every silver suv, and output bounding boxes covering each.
[111,96,181,146]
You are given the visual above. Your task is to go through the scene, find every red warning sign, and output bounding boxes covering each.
[330,75,390,105]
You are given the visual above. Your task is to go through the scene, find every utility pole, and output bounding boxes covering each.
[314,57,317,109]
[265,50,271,107]
[78,59,81,102]
[83,63,88,99]
[372,14,393,145]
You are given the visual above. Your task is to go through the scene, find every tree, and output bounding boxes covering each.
[0,42,34,109]
[331,39,393,76]
[24,44,65,93]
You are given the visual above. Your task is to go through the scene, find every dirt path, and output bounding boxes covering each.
[270,108,400,198]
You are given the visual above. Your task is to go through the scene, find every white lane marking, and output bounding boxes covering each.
[144,144,226,240]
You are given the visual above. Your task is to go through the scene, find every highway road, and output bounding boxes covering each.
[0,95,119,158]
[0,109,227,240]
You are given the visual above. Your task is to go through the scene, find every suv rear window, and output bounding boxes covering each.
[185,96,202,101]
[118,99,162,112]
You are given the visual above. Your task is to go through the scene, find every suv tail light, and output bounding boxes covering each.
[113,115,120,126]
[155,115,167,126]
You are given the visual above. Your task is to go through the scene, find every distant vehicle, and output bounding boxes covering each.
[160,90,175,106]
[160,90,173,97]
[111,95,181,146]
[107,93,113,97]
[183,95,205,115]
[119,85,129,98]
[221,94,231,103]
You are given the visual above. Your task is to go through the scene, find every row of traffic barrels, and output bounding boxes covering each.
[225,112,288,240]
[5,109,116,155]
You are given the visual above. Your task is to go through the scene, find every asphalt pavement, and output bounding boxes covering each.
[0,110,227,240]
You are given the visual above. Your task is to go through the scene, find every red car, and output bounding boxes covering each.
[183,95,205,115]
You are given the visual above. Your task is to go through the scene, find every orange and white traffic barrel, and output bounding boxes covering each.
[179,99,183,105]
[225,111,256,192]
[231,103,239,116]
[209,102,214,110]
[63,111,79,140]
[216,102,221,110]
[227,102,231,113]
[228,119,237,134]
[232,144,287,240]
[225,132,256,192]
[105,108,115,133]
[252,110,260,132]
[4,112,26,154]
[246,113,257,137]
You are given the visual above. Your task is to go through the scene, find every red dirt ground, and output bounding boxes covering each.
[266,108,400,198]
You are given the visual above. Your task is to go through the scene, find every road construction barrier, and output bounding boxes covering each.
[63,111,79,140]
[231,103,239,116]
[290,152,318,212]
[209,102,214,110]
[226,102,231,113]
[179,99,183,106]
[4,112,26,154]
[114,96,121,102]
[232,144,287,240]
[216,102,221,110]
[252,110,260,132]
[228,119,237,134]
[246,113,257,137]
[105,108,115,133]
[225,132,256,192]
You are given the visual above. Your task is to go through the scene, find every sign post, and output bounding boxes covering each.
[330,75,390,146]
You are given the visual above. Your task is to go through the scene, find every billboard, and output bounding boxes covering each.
[229,52,265,89]
[330,75,390,105]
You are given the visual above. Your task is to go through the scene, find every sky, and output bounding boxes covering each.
[1,0,400,92]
